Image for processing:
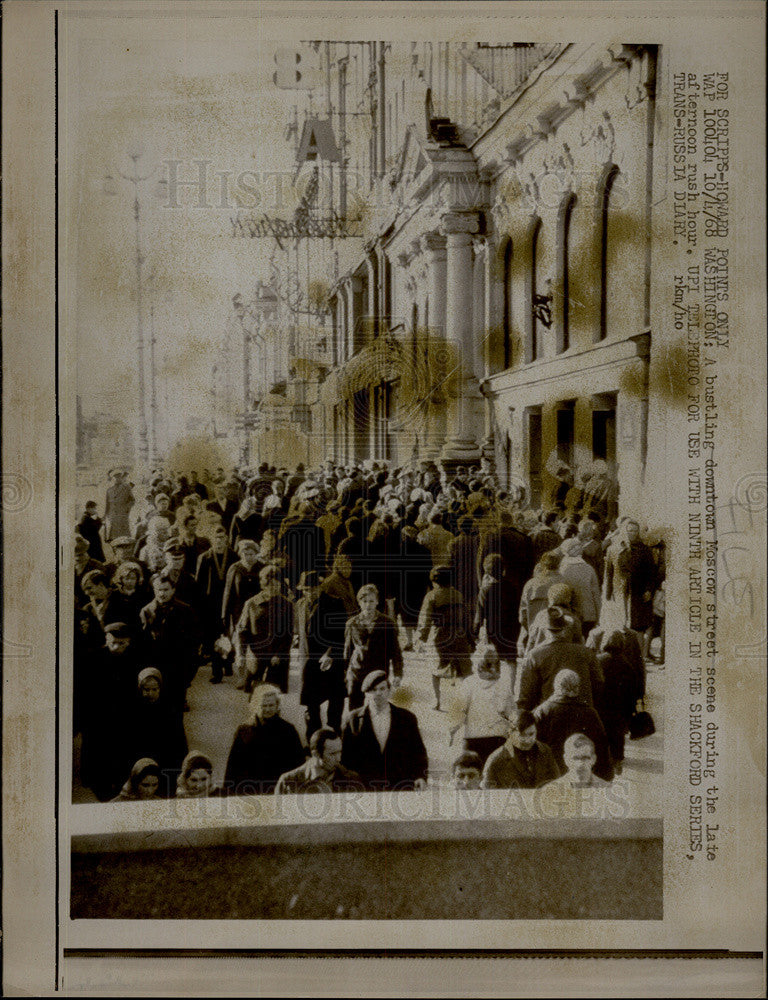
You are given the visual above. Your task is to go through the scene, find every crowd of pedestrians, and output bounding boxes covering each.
[74,458,665,801]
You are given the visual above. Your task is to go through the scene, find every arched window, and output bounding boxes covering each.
[557,193,577,353]
[599,166,620,342]
[503,238,514,369]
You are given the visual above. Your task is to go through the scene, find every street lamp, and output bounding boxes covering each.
[232,293,252,467]
[104,153,167,468]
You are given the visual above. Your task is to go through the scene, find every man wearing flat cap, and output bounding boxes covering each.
[161,538,200,609]
[516,606,603,713]
[341,671,428,791]
[101,621,147,702]
[105,535,137,581]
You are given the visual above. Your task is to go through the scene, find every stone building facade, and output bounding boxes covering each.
[275,41,661,517]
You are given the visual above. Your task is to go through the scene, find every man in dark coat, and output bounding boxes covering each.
[517,607,604,711]
[80,567,121,629]
[139,572,199,710]
[448,516,480,613]
[277,501,326,593]
[75,535,105,611]
[161,539,201,611]
[529,511,562,564]
[228,494,263,549]
[341,671,428,791]
[221,539,264,636]
[395,523,432,649]
[533,669,613,781]
[224,685,305,795]
[608,520,658,639]
[206,482,240,533]
[104,470,134,541]
[474,553,524,663]
[481,709,560,790]
[176,510,211,577]
[476,513,534,595]
[417,565,474,710]
[77,501,106,562]
[235,564,294,693]
[195,524,238,682]
[296,571,348,736]
[344,585,403,710]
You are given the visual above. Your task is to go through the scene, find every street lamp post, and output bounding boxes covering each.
[149,294,159,466]
[104,153,165,469]
[232,294,252,467]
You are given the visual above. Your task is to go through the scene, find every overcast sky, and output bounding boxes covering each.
[63,12,304,450]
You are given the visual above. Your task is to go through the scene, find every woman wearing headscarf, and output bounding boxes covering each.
[123,667,188,797]
[138,517,172,575]
[111,758,162,802]
[175,751,222,798]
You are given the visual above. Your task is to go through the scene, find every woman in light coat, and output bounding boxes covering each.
[558,537,602,638]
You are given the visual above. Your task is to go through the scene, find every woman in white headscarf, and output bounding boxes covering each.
[111,758,161,802]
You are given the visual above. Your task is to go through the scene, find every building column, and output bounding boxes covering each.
[573,397,593,480]
[422,232,446,337]
[541,404,559,508]
[365,252,379,341]
[472,235,497,471]
[421,232,447,461]
[440,211,482,467]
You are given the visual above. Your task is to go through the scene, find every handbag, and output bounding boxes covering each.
[629,699,656,739]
